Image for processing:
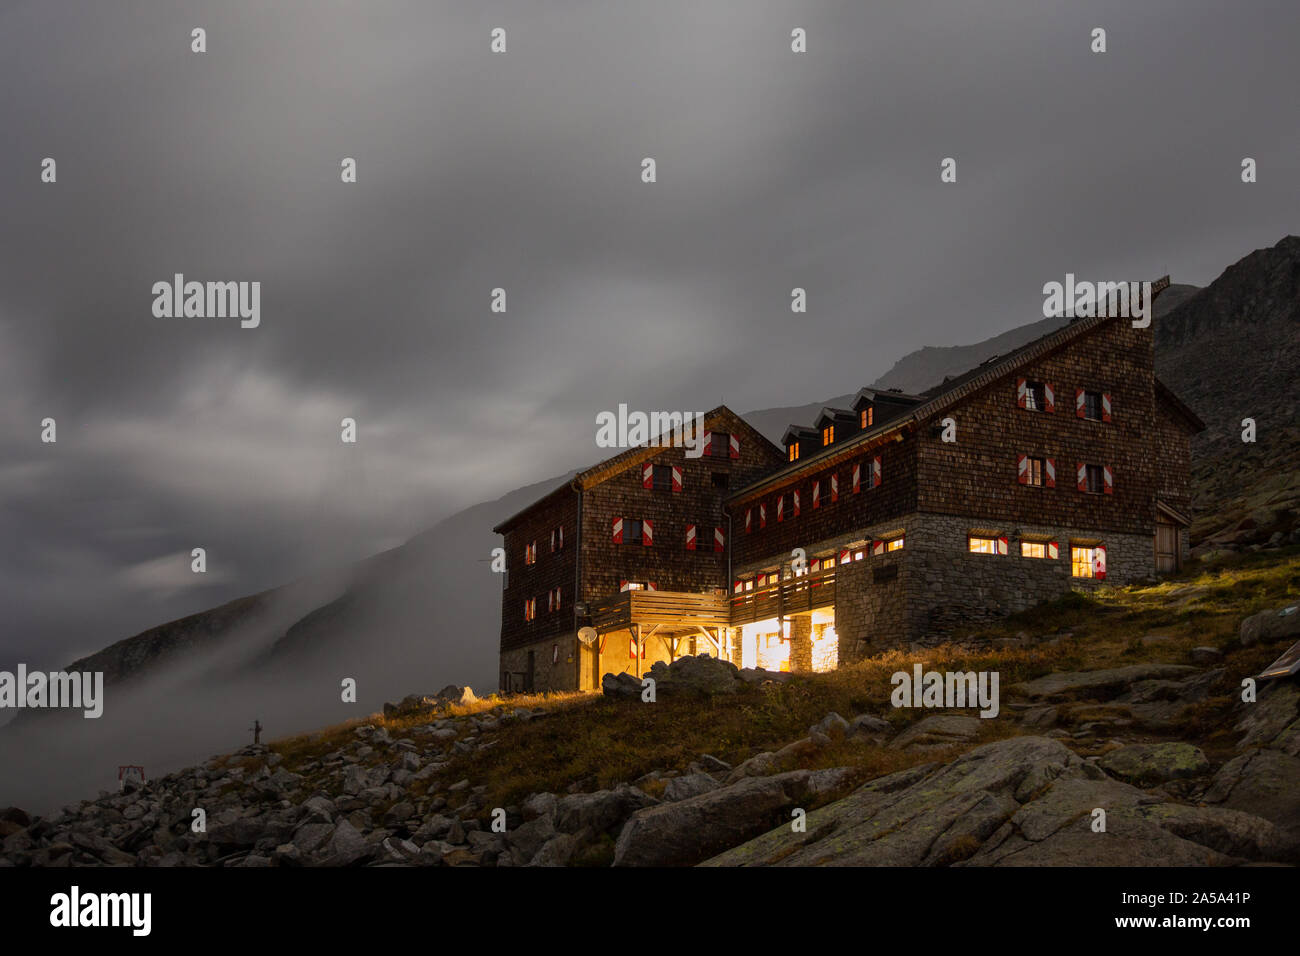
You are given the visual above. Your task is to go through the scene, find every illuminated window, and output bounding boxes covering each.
[860,407,873,428]
[788,443,800,462]
[1071,546,1103,578]
[885,537,904,552]
[525,542,537,565]
[968,536,998,554]
[1022,541,1047,559]
[822,425,834,446]
[1025,457,1045,487]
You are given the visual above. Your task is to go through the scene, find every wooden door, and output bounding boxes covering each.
[1155,521,1179,573]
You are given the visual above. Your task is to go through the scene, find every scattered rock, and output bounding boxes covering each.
[1241,605,1300,647]
[888,714,984,750]
[1098,743,1211,786]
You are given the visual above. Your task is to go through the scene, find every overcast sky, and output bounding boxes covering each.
[2,0,1297,669]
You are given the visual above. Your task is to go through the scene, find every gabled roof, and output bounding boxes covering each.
[812,406,857,429]
[853,387,926,408]
[730,278,1184,504]
[494,405,782,534]
[781,424,819,446]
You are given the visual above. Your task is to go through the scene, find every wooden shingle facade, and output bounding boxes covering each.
[494,285,1205,691]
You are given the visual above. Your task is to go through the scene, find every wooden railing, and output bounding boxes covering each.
[591,589,731,632]
[729,566,837,626]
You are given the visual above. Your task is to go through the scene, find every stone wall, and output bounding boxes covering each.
[500,633,578,694]
[902,511,1155,645]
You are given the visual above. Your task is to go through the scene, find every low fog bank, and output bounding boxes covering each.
[0,476,565,814]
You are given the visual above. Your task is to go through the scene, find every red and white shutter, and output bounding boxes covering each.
[701,430,712,456]
[1076,463,1087,492]
[1101,393,1112,423]
[1045,458,1056,488]
[1093,546,1107,580]
[547,590,553,612]
[642,462,654,489]
[612,517,624,543]
[733,579,743,594]
[646,582,657,592]
[839,548,850,565]
[554,587,561,610]
[759,503,767,528]
[872,456,882,488]
[830,474,839,502]
[552,643,559,664]
[642,519,653,546]
[1103,466,1114,495]
[685,524,696,551]
[671,466,683,492]
[777,496,785,522]
[620,579,629,591]
[1047,541,1059,560]
[997,536,1008,555]
[713,527,725,552]
[1017,454,1028,485]
[1075,389,1086,419]
[792,490,801,517]
[1016,377,1028,409]
[745,508,752,533]
[852,463,861,493]
[729,434,740,459]
[812,482,820,509]
[1044,383,1056,413]
[629,636,638,658]
[872,540,884,556]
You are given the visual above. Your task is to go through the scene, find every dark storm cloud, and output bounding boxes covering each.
[1,0,1298,666]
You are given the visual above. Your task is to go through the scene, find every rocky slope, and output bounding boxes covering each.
[4,556,1297,867]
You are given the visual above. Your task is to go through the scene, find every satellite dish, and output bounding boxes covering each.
[578,627,597,646]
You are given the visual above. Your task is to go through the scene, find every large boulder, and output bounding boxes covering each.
[555,784,657,834]
[435,685,477,707]
[1240,604,1300,647]
[648,654,744,698]
[614,768,853,867]
[601,672,643,700]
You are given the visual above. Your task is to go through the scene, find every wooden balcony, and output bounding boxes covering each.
[590,588,731,633]
[730,566,837,626]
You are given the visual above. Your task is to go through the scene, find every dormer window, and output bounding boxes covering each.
[860,407,873,428]
[822,425,834,446]
[788,443,800,462]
